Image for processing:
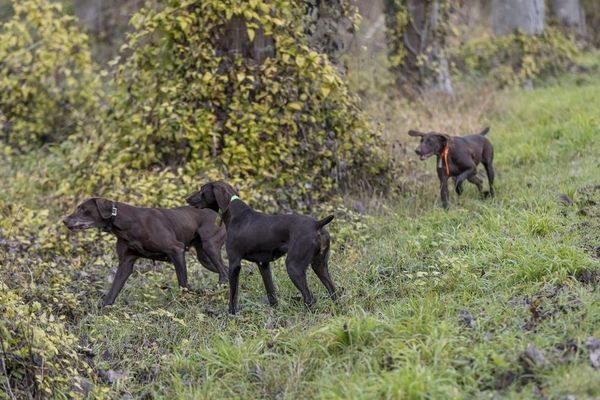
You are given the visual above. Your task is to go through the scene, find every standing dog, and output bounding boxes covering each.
[63,198,228,306]
[408,127,495,208]
[186,181,338,315]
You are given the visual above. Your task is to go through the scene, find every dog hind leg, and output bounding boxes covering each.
[467,174,484,197]
[258,262,277,306]
[311,234,338,300]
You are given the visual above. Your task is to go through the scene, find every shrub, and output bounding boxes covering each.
[453,28,579,87]
[90,0,389,209]
[0,0,101,152]
[0,283,92,398]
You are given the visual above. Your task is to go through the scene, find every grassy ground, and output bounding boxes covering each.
[2,69,599,399]
[52,72,600,398]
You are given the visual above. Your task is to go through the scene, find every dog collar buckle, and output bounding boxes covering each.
[111,205,118,217]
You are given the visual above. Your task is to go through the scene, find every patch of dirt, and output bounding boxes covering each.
[587,337,600,369]
[574,269,600,287]
[554,339,579,364]
[523,284,582,331]
[493,370,518,391]
[458,309,476,328]
[574,185,600,260]
[484,344,548,394]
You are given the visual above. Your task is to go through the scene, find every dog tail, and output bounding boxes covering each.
[316,215,334,229]
[479,127,491,136]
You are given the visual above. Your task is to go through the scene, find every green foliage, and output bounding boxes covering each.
[454,28,579,87]
[382,0,409,70]
[304,0,361,56]
[88,0,389,208]
[0,283,93,398]
[0,0,101,152]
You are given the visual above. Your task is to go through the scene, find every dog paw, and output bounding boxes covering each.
[332,286,346,300]
[265,296,278,307]
[100,296,114,308]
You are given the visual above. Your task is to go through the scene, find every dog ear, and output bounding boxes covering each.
[408,130,424,137]
[212,181,238,212]
[94,198,114,219]
[434,134,451,148]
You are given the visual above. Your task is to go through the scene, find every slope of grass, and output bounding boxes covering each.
[2,69,599,398]
[52,73,600,399]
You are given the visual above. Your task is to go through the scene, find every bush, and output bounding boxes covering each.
[0,283,93,398]
[0,0,101,152]
[88,0,389,209]
[453,28,579,87]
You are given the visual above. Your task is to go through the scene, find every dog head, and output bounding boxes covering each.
[63,198,114,231]
[408,130,450,160]
[186,181,238,213]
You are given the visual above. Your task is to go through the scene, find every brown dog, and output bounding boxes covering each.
[186,181,338,315]
[63,198,227,306]
[408,127,495,208]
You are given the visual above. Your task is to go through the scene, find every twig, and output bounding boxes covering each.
[0,336,17,400]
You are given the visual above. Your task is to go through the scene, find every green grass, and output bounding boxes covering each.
[2,69,600,399]
[53,73,600,399]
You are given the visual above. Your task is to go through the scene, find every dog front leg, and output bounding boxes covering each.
[103,253,137,306]
[439,175,450,209]
[228,256,243,314]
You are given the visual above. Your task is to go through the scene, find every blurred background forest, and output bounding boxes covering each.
[0,0,597,209]
[1,1,600,399]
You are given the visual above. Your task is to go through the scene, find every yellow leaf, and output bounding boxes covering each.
[202,72,213,82]
[288,102,303,111]
[295,55,306,68]
[247,28,255,42]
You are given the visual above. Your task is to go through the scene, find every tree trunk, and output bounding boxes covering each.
[582,0,600,46]
[492,0,545,36]
[549,0,586,37]
[385,0,454,97]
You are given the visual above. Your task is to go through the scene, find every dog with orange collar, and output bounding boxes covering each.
[408,127,495,209]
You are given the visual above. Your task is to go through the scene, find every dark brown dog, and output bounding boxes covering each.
[186,181,338,315]
[63,198,227,306]
[408,127,495,208]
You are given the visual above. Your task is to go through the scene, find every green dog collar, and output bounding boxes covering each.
[230,195,240,202]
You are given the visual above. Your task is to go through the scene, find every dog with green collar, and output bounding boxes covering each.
[186,181,339,315]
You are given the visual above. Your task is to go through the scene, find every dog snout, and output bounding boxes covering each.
[63,216,76,230]
[186,192,202,206]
